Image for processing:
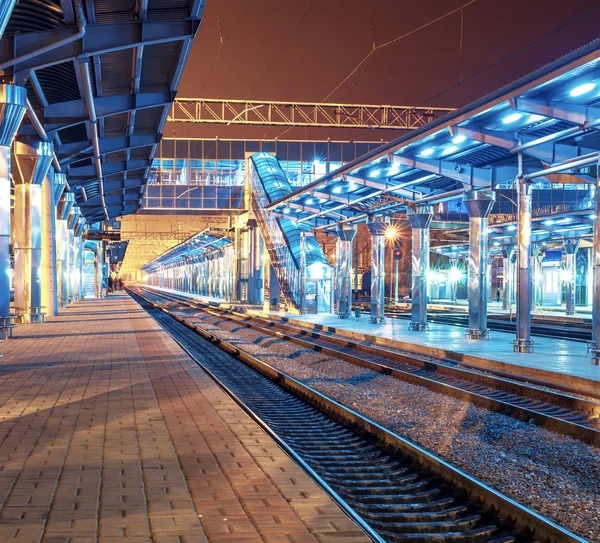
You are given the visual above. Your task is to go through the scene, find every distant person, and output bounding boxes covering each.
[496,287,501,303]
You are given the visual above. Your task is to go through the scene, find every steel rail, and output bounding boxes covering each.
[381,306,593,343]
[130,286,587,543]
[140,287,600,447]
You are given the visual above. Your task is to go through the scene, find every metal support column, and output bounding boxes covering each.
[336,225,356,319]
[0,85,27,337]
[408,208,433,331]
[564,239,579,316]
[299,231,307,314]
[66,207,79,304]
[56,191,74,308]
[532,245,545,309]
[42,170,63,316]
[94,242,103,297]
[367,217,389,324]
[592,161,600,363]
[501,247,514,311]
[73,219,84,301]
[514,166,534,353]
[12,141,53,323]
[247,219,264,304]
[463,190,495,340]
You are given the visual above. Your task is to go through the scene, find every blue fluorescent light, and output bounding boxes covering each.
[544,219,554,226]
[502,112,522,124]
[443,145,458,156]
[420,147,435,157]
[305,198,313,205]
[283,206,291,214]
[527,114,545,123]
[370,169,381,178]
[452,135,466,144]
[589,214,596,219]
[507,225,516,231]
[332,186,342,194]
[570,82,596,97]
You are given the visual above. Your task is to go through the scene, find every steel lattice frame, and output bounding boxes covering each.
[168,98,455,130]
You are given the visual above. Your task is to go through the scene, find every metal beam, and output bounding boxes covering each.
[42,91,175,124]
[168,98,454,130]
[391,155,493,188]
[513,97,600,127]
[0,20,198,73]
[68,159,149,178]
[59,134,160,164]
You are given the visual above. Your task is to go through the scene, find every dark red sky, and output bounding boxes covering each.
[170,0,600,141]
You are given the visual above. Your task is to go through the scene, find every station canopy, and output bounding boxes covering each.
[1,0,204,223]
[141,229,233,273]
[266,39,600,255]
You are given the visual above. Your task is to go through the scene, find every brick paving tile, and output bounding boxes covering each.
[0,295,371,543]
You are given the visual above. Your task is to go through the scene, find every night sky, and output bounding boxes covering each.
[170,0,600,141]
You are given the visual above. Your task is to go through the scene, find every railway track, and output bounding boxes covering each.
[138,286,600,447]
[129,287,588,543]
[379,307,591,343]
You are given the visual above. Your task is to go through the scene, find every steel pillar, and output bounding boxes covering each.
[12,140,53,323]
[248,220,264,304]
[299,232,307,314]
[75,221,85,300]
[564,239,579,316]
[43,171,65,315]
[56,191,74,308]
[463,190,495,340]
[66,206,79,303]
[514,174,534,353]
[501,247,514,311]
[367,217,388,324]
[532,245,545,309]
[592,164,600,363]
[0,85,27,336]
[408,208,433,331]
[336,225,356,319]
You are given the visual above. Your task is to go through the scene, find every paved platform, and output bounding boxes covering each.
[0,294,369,543]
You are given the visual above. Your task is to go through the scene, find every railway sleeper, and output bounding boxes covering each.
[376,525,503,543]
[359,505,469,522]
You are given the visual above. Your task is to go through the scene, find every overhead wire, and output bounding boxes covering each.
[420,4,600,105]
[245,0,319,99]
[320,0,478,104]
[268,3,600,143]
[265,0,477,142]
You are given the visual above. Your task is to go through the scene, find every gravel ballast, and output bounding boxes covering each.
[156,300,600,541]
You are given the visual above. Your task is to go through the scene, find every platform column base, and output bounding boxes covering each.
[338,311,352,320]
[408,322,429,331]
[566,309,575,316]
[513,338,535,353]
[589,347,600,365]
[369,316,385,324]
[465,329,490,340]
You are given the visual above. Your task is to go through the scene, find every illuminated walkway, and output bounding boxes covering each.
[0,295,368,543]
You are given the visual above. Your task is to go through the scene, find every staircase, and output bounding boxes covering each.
[83,262,95,298]
[248,153,329,313]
